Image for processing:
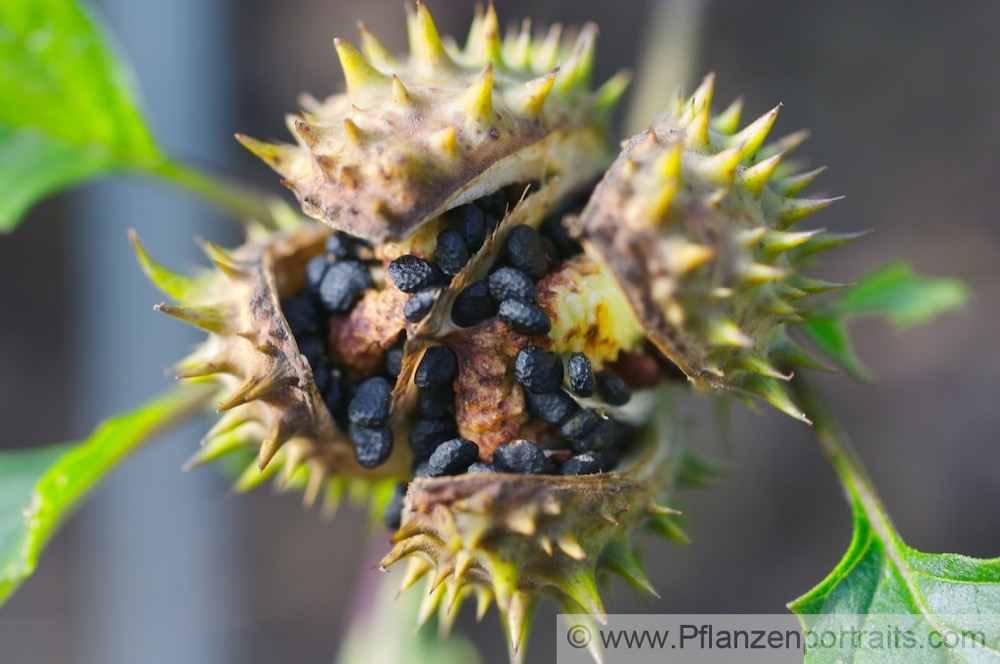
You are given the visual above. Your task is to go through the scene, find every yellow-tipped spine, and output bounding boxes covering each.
[407,0,456,70]
[333,38,389,96]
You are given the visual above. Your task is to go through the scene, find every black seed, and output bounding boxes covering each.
[348,376,392,427]
[514,346,563,394]
[475,190,506,217]
[525,390,578,426]
[560,408,597,442]
[567,353,595,397]
[333,382,359,429]
[558,453,604,476]
[415,345,459,389]
[404,289,436,322]
[427,438,480,477]
[483,213,499,237]
[413,459,431,477]
[492,440,554,475]
[296,332,326,368]
[488,190,507,215]
[282,294,322,336]
[560,410,617,453]
[488,267,536,303]
[505,225,548,280]
[382,482,407,530]
[451,280,498,327]
[325,232,352,259]
[349,423,393,468]
[387,255,444,293]
[597,369,632,405]
[326,231,370,260]
[433,229,470,277]
[580,419,619,455]
[449,204,486,252]
[305,254,331,291]
[467,462,498,474]
[322,370,345,416]
[418,387,454,419]
[311,359,331,395]
[408,418,458,459]
[498,300,551,336]
[318,260,373,313]
[385,344,404,378]
[541,215,582,258]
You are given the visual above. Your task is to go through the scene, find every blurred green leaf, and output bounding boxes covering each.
[799,318,874,382]
[839,261,971,329]
[676,449,726,488]
[0,0,161,230]
[0,385,213,607]
[798,261,970,379]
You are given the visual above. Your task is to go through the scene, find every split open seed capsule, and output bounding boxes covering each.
[137,3,852,656]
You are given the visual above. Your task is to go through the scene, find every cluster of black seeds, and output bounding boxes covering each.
[379,351,637,526]
[409,345,471,470]
[506,344,637,475]
[278,193,638,532]
[383,342,475,528]
[387,190,509,324]
[305,233,374,313]
[386,185,585,337]
[448,204,589,337]
[282,231,410,470]
[450,224,555,336]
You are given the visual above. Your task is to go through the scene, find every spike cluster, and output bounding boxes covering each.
[132,221,410,506]
[238,1,627,244]
[381,400,682,657]
[572,74,848,419]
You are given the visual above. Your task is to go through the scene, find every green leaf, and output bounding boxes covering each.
[839,261,972,330]
[797,261,970,380]
[798,317,874,382]
[676,449,726,488]
[790,378,1000,662]
[0,0,162,230]
[0,385,213,606]
[790,492,1000,662]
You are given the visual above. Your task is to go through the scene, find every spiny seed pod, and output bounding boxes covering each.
[130,220,408,503]
[134,3,854,658]
[571,73,852,420]
[236,1,629,244]
[380,403,682,655]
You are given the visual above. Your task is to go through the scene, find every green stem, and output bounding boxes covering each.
[625,0,705,135]
[790,375,895,542]
[149,159,278,229]
[788,376,992,641]
[790,376,869,487]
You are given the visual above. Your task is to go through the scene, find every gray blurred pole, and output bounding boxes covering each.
[71,1,238,663]
[625,0,705,135]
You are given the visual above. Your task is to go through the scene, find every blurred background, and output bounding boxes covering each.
[1,0,997,662]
